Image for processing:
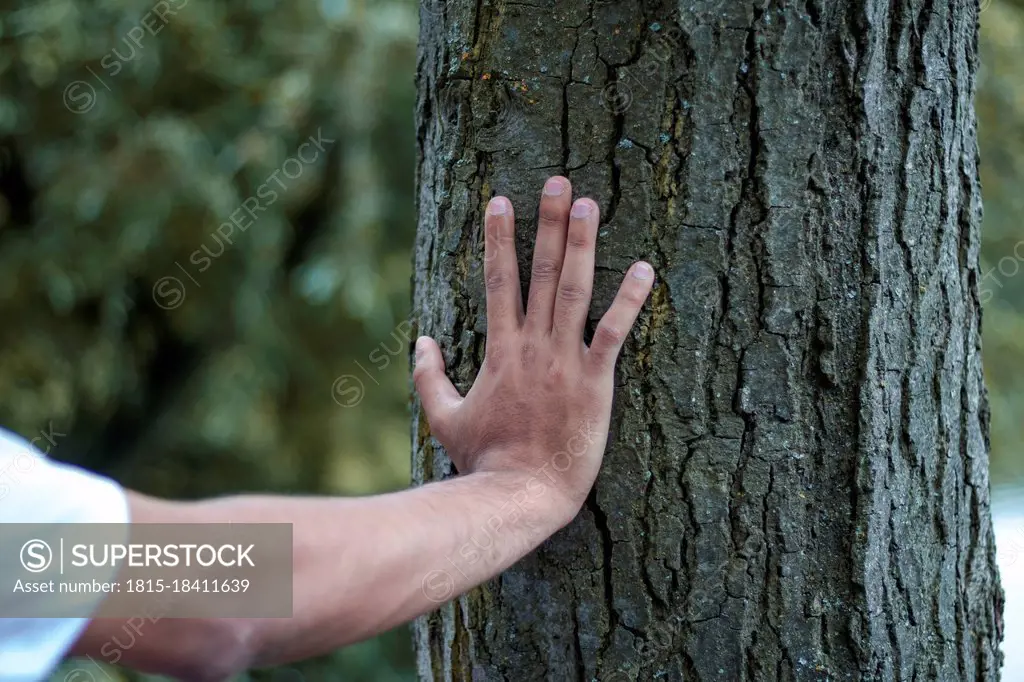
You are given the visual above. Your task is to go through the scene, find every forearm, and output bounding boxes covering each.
[231,469,570,666]
[76,470,573,677]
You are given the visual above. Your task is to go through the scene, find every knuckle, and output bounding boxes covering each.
[546,360,567,383]
[412,363,430,383]
[531,257,561,282]
[485,269,510,292]
[622,287,647,306]
[594,323,623,348]
[539,206,565,224]
[558,282,589,302]
[567,228,591,249]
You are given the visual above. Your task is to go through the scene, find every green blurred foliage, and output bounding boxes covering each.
[0,0,1020,679]
[979,1,1024,492]
[0,0,420,679]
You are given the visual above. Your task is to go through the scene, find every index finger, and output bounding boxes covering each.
[586,261,654,372]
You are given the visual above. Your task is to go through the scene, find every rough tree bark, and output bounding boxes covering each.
[411,0,1004,680]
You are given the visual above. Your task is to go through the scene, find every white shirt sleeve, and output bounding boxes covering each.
[0,427,129,682]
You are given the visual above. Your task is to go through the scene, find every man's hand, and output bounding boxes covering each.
[414,176,654,518]
[73,178,653,679]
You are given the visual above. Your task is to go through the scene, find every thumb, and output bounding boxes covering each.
[412,336,461,430]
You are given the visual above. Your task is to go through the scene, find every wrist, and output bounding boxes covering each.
[465,461,584,531]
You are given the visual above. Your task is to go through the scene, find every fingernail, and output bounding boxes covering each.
[415,336,428,360]
[633,262,654,280]
[571,200,593,218]
[488,197,510,215]
[543,177,567,196]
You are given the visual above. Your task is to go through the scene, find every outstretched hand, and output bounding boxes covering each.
[70,178,655,677]
[413,176,654,519]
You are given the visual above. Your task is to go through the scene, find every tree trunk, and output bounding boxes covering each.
[411,1,1004,680]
